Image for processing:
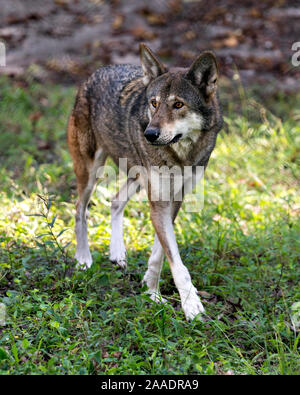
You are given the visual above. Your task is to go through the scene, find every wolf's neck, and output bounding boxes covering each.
[170,131,200,162]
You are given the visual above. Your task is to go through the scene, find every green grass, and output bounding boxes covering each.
[0,76,299,374]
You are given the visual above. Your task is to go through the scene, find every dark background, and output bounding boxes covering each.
[0,0,299,95]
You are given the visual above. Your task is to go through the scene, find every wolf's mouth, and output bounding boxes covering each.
[150,133,183,146]
[170,134,183,144]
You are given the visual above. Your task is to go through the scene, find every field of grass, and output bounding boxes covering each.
[0,75,299,374]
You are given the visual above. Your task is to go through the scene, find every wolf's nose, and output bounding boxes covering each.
[144,128,160,143]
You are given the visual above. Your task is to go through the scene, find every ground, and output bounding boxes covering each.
[1,0,300,92]
[0,75,299,374]
[0,0,300,375]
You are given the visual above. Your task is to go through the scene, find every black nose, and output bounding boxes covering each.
[144,128,160,143]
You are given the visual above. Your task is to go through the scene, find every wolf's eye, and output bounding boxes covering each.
[151,99,157,108]
[174,101,184,109]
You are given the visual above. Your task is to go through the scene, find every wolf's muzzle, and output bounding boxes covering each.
[144,128,160,143]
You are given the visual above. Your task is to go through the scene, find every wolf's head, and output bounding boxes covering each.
[140,43,221,146]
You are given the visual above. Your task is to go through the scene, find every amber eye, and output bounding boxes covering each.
[151,99,157,108]
[174,101,184,109]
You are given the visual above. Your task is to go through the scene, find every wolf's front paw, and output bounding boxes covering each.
[149,291,167,304]
[110,258,127,269]
[181,289,205,321]
[110,249,127,269]
[75,249,93,269]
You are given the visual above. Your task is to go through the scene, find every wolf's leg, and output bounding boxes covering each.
[149,201,205,320]
[110,178,140,268]
[75,148,107,268]
[143,201,182,303]
[142,233,165,303]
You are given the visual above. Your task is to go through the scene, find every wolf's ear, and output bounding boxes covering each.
[139,43,166,86]
[185,51,218,101]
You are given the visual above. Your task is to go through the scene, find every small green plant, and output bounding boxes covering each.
[26,194,74,277]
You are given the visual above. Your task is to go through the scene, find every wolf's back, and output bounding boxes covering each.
[86,64,143,115]
[76,64,145,164]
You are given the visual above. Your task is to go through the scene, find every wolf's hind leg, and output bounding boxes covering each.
[74,148,107,268]
[142,234,166,303]
[110,178,140,268]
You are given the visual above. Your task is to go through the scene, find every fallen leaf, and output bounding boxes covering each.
[29,111,42,123]
[131,26,156,40]
[112,14,124,30]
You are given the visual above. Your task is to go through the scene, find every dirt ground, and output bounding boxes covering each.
[0,0,299,94]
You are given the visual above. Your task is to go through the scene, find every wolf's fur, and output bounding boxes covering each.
[67,44,223,320]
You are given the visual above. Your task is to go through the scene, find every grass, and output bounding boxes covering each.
[0,75,299,374]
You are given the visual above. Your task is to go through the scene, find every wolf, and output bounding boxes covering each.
[67,44,223,320]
